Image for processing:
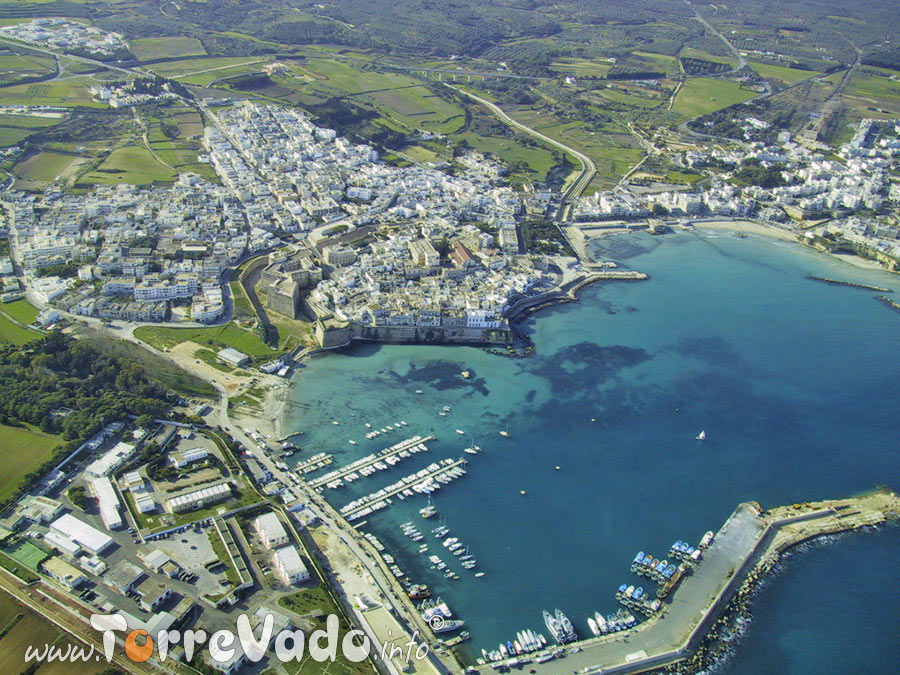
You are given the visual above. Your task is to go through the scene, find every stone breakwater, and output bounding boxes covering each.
[659,489,900,675]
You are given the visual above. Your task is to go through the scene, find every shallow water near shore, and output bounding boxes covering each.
[284,231,900,672]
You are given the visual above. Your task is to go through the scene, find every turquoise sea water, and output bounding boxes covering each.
[284,231,900,672]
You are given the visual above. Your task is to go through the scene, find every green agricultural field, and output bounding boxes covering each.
[510,107,644,187]
[843,71,900,115]
[0,126,30,146]
[365,84,465,133]
[78,144,177,185]
[181,64,271,87]
[632,51,681,77]
[13,150,83,182]
[0,113,61,128]
[0,595,102,675]
[0,423,60,502]
[402,143,445,164]
[749,61,821,84]
[0,53,55,83]
[598,87,663,108]
[0,78,104,108]
[300,56,408,94]
[455,131,556,184]
[551,58,613,78]
[673,77,757,118]
[129,36,206,61]
[134,321,276,358]
[679,46,737,67]
[147,56,272,79]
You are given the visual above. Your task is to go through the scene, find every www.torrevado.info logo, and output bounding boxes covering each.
[24,612,431,666]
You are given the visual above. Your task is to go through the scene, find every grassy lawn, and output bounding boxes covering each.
[0,423,60,502]
[673,77,757,118]
[749,60,821,84]
[402,143,445,164]
[134,321,276,358]
[126,479,261,533]
[129,36,206,61]
[207,528,241,587]
[229,280,255,321]
[0,298,38,324]
[0,312,41,345]
[77,144,177,185]
[278,583,374,675]
[1,539,48,571]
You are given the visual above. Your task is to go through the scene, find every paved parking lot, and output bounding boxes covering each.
[149,528,224,595]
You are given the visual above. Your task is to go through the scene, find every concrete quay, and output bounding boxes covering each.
[477,489,899,675]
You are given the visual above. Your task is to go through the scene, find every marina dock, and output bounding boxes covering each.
[477,489,899,675]
[294,451,334,474]
[341,458,468,521]
[308,435,436,489]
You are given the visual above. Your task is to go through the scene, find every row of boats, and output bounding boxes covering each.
[481,629,549,663]
[631,552,680,584]
[340,458,467,522]
[420,598,465,633]
[363,420,409,440]
[587,609,637,636]
[614,584,662,616]
[294,451,333,475]
[319,442,430,490]
[543,608,577,644]
[311,435,431,489]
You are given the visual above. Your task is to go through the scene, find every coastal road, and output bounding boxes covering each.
[445,84,596,218]
[209,410,455,674]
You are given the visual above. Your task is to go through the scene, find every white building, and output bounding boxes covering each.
[43,529,82,557]
[167,447,209,469]
[85,441,136,478]
[90,476,123,530]
[166,482,231,513]
[49,513,113,555]
[254,512,288,549]
[272,545,309,585]
[217,348,250,368]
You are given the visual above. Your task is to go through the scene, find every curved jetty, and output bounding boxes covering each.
[807,276,891,292]
[495,489,899,675]
[877,295,900,312]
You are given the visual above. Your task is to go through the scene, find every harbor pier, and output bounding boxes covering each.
[477,489,898,675]
[309,435,436,488]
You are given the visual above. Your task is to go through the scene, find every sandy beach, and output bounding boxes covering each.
[692,218,798,242]
[693,219,895,274]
